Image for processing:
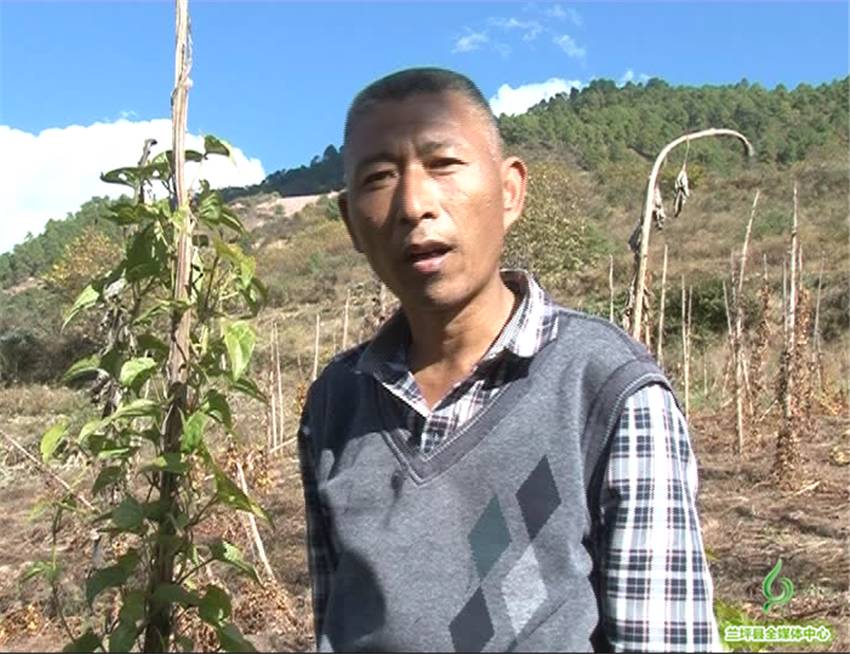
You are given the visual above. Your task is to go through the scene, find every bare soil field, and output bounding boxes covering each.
[0,386,847,652]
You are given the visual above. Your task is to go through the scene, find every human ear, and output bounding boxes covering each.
[501,156,528,232]
[338,191,364,253]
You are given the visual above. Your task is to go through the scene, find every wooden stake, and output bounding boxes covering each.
[788,184,798,357]
[379,282,388,318]
[656,244,668,365]
[685,286,694,415]
[269,368,278,451]
[813,255,825,390]
[312,313,321,382]
[342,288,351,350]
[1,431,95,512]
[733,190,759,455]
[235,461,276,583]
[681,275,690,419]
[146,0,192,649]
[274,323,284,447]
[774,183,801,484]
[782,257,788,340]
[720,279,733,397]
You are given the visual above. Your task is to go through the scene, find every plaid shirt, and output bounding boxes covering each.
[297,270,720,651]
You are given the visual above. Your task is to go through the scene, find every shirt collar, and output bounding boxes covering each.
[354,269,559,378]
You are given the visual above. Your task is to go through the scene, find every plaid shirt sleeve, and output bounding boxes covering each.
[600,383,722,652]
[296,414,334,645]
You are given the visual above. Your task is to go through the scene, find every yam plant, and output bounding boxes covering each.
[26,1,270,651]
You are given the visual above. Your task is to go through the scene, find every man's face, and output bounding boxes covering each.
[340,91,526,312]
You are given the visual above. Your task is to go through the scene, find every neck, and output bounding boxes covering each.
[404,274,518,377]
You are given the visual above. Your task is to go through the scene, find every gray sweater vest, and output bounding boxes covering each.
[303,309,671,652]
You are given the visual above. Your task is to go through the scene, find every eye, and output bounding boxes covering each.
[361,169,395,188]
[430,157,463,170]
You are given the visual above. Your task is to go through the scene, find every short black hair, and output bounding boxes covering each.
[343,67,502,156]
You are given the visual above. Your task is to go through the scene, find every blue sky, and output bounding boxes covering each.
[0,1,847,252]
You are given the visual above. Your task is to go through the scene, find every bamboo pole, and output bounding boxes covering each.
[628,128,754,340]
[146,0,192,649]
[608,255,615,323]
[656,244,668,365]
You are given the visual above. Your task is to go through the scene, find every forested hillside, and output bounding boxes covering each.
[499,77,849,169]
[1,75,847,385]
[214,76,849,201]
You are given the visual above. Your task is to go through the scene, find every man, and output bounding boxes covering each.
[296,67,720,652]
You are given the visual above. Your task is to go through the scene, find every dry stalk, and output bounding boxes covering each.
[680,276,692,419]
[812,255,825,392]
[749,255,772,418]
[731,189,759,454]
[773,183,801,489]
[608,255,615,323]
[656,244,668,366]
[625,128,754,341]
[720,280,733,398]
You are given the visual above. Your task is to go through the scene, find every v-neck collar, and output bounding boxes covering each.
[372,318,564,485]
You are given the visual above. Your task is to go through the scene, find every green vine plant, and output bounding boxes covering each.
[26,134,269,653]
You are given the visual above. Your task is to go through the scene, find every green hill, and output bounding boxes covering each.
[1,75,847,384]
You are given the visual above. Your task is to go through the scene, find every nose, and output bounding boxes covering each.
[394,164,438,226]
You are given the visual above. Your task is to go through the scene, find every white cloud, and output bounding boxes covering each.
[0,119,265,254]
[553,33,586,59]
[489,17,542,41]
[494,42,512,58]
[544,4,582,26]
[546,4,566,19]
[489,77,584,117]
[618,69,651,86]
[565,7,583,26]
[452,30,488,53]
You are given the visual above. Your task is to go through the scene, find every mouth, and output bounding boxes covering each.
[404,241,453,274]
